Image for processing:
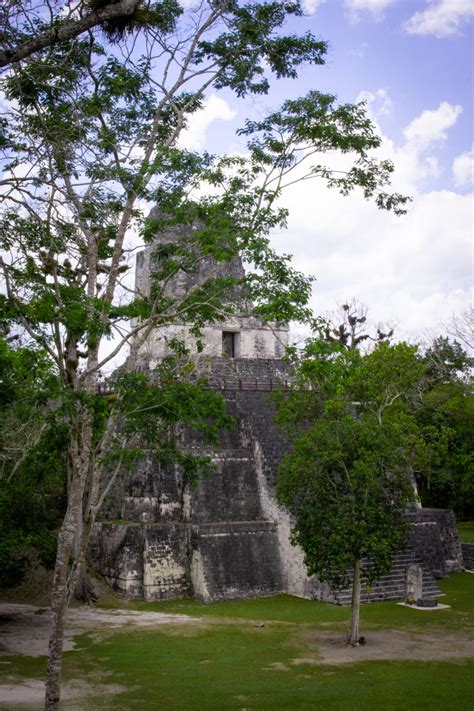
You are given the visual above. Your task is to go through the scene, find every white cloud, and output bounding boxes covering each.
[353,101,462,193]
[344,0,396,22]
[179,95,237,151]
[403,101,462,151]
[357,88,393,120]
[424,156,441,179]
[453,148,474,187]
[404,0,474,38]
[269,94,472,341]
[302,0,326,15]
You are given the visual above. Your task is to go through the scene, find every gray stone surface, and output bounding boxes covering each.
[191,521,283,600]
[461,542,474,569]
[405,564,423,600]
[416,597,438,608]
[406,508,464,577]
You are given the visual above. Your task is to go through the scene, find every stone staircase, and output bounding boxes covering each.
[332,549,442,605]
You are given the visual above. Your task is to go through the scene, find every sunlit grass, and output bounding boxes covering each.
[458,521,474,543]
[98,572,474,631]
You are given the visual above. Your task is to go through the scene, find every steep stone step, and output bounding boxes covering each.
[332,550,442,605]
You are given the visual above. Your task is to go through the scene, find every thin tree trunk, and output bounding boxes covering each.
[45,407,93,710]
[348,558,362,645]
[44,483,85,709]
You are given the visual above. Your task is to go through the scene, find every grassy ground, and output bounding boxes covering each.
[98,572,474,631]
[458,521,474,543]
[1,573,473,710]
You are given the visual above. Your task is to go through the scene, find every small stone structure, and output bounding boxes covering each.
[405,564,423,601]
[90,220,464,603]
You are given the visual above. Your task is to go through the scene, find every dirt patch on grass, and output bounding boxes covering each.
[0,678,126,709]
[298,629,474,665]
[0,603,206,657]
[0,603,208,707]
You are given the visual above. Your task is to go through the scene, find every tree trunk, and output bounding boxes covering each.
[44,491,84,709]
[45,407,93,710]
[348,558,362,646]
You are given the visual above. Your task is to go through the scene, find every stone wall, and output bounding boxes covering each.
[135,320,289,365]
[89,523,145,599]
[461,543,474,569]
[406,508,464,577]
[191,521,283,600]
[143,524,191,600]
[189,451,262,523]
[89,523,192,600]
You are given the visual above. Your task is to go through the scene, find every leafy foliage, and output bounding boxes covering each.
[275,339,423,590]
[0,426,67,587]
[0,339,67,587]
[110,355,233,486]
[414,337,474,518]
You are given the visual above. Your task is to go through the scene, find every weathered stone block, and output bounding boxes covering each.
[89,523,144,599]
[143,524,190,600]
[191,521,283,600]
[461,542,474,569]
[405,564,423,600]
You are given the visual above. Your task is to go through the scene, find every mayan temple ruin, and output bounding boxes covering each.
[89,217,463,604]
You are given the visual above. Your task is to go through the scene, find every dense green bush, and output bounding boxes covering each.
[0,338,67,587]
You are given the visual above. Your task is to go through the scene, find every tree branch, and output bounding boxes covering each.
[0,0,141,68]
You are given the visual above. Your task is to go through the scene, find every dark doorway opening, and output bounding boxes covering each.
[222,331,238,357]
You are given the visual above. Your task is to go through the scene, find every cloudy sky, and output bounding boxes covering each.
[180,0,473,342]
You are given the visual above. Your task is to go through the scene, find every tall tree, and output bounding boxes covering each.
[0,3,409,707]
[415,336,474,518]
[275,336,427,645]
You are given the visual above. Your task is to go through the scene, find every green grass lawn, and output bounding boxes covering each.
[98,571,474,632]
[64,629,472,711]
[1,573,473,710]
[458,521,474,543]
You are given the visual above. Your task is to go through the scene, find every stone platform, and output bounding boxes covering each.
[90,358,464,603]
